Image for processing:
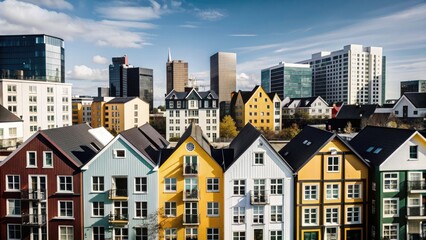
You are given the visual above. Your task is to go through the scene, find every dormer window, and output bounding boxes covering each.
[169,101,174,109]
[114,149,126,158]
[176,101,181,108]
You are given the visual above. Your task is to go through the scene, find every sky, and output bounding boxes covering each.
[0,0,425,107]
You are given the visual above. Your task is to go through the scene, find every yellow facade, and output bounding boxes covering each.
[296,139,369,240]
[104,103,125,133]
[234,86,277,131]
[91,100,106,128]
[72,102,83,125]
[158,137,224,240]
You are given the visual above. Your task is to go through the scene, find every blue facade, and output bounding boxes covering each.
[82,136,158,240]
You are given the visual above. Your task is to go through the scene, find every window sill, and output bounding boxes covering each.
[4,190,20,193]
[26,166,37,169]
[5,215,21,218]
[42,166,54,168]
[53,216,75,220]
[133,192,147,195]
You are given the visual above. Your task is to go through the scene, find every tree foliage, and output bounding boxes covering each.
[220,115,238,139]
[278,123,301,140]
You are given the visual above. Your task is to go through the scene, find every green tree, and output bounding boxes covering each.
[294,111,310,119]
[220,115,238,139]
[344,121,353,133]
[279,123,301,140]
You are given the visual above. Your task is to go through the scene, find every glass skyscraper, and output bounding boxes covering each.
[261,62,312,100]
[210,52,236,103]
[0,34,65,82]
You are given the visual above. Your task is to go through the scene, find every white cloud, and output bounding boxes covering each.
[236,72,259,91]
[196,9,225,21]
[179,24,198,28]
[96,2,162,21]
[0,0,149,48]
[101,20,157,29]
[21,0,73,10]
[92,55,109,65]
[67,65,108,81]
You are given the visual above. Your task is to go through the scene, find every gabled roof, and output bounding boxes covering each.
[283,96,327,108]
[165,89,218,100]
[107,97,139,104]
[120,123,169,164]
[403,92,426,108]
[198,90,219,99]
[159,123,224,168]
[39,124,106,167]
[350,126,417,166]
[0,105,22,122]
[336,104,377,119]
[279,126,367,171]
[279,126,334,171]
[228,123,261,166]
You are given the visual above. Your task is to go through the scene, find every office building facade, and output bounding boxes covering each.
[0,78,72,141]
[210,52,236,103]
[261,62,312,100]
[300,44,385,105]
[0,34,65,83]
[72,96,93,125]
[400,80,426,95]
[166,49,188,93]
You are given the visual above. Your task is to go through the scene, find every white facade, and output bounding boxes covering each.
[272,95,282,131]
[121,98,150,129]
[0,79,72,140]
[225,136,294,240]
[0,121,23,149]
[282,96,332,118]
[300,44,385,105]
[392,95,426,118]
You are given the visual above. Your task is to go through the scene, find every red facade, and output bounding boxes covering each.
[0,133,83,240]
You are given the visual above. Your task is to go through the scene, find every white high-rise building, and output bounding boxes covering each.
[300,44,385,105]
[0,78,72,141]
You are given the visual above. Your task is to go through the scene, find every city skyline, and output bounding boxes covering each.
[0,0,425,106]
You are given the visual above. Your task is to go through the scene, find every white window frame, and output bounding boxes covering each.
[164,202,177,217]
[7,199,21,216]
[164,228,177,240]
[113,149,126,158]
[134,177,147,194]
[270,230,283,240]
[303,207,318,226]
[164,178,177,192]
[57,176,73,193]
[270,205,283,222]
[27,151,37,168]
[206,178,220,192]
[135,201,147,219]
[207,202,219,217]
[304,184,318,200]
[92,176,104,192]
[383,198,399,217]
[325,227,338,240]
[383,172,399,192]
[59,225,74,240]
[43,151,53,168]
[325,207,339,225]
[253,206,264,224]
[207,228,219,240]
[254,152,265,165]
[326,184,339,200]
[409,145,418,160]
[346,206,361,224]
[383,223,399,240]
[347,183,362,199]
[270,179,283,195]
[233,179,245,195]
[7,224,21,240]
[232,206,245,224]
[327,156,340,172]
[135,227,148,240]
[92,202,104,217]
[58,201,74,218]
[6,175,20,192]
[92,226,105,240]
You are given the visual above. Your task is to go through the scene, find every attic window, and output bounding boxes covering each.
[114,149,126,158]
[330,148,337,155]
[366,146,374,152]
[373,148,382,154]
[306,141,312,146]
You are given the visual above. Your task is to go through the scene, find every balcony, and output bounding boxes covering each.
[408,181,426,192]
[184,165,198,176]
[108,189,128,200]
[22,214,47,226]
[183,214,200,225]
[108,213,128,225]
[407,206,426,220]
[21,189,46,201]
[250,190,269,205]
[183,189,199,201]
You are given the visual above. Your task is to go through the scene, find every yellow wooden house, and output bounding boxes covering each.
[279,126,369,240]
[158,123,225,239]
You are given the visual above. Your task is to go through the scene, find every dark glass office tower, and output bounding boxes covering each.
[210,52,236,103]
[109,55,129,97]
[127,67,153,110]
[0,34,65,82]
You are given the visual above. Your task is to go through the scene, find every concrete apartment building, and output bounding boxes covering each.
[261,62,312,100]
[300,44,386,105]
[166,49,189,93]
[0,105,23,150]
[72,96,93,125]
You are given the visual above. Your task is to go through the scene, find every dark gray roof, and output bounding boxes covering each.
[228,123,261,168]
[107,97,139,104]
[404,92,426,108]
[278,126,335,171]
[284,96,326,108]
[350,126,416,166]
[0,105,22,122]
[336,104,377,119]
[165,89,218,100]
[120,123,169,164]
[40,124,104,167]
